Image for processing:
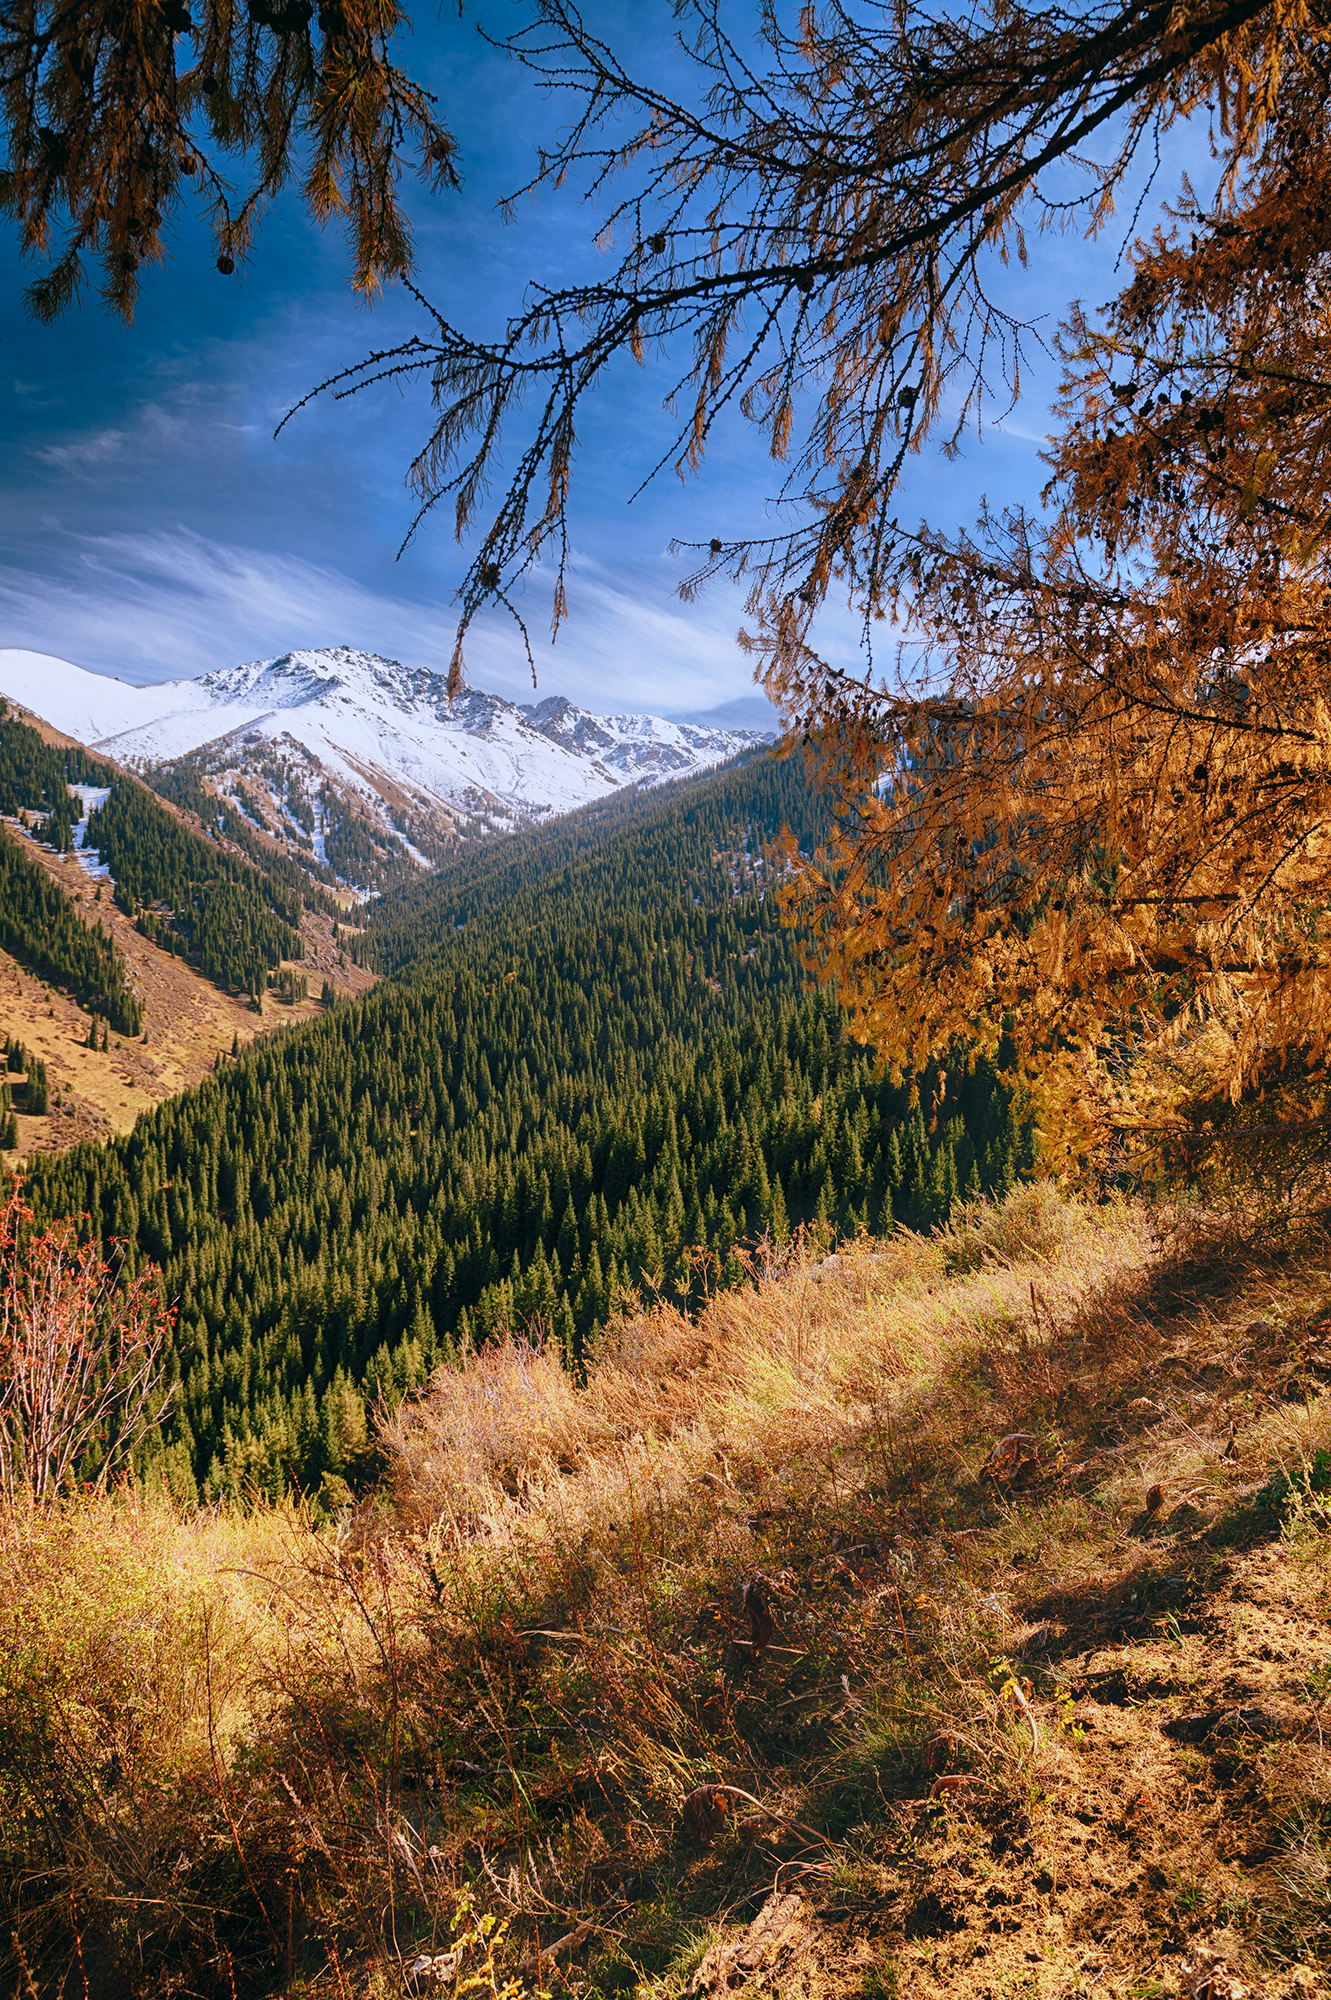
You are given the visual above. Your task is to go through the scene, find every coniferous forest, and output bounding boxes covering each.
[88,780,302,997]
[0,708,304,999]
[146,751,344,907]
[0,700,117,832]
[0,825,143,1034]
[22,751,1033,1506]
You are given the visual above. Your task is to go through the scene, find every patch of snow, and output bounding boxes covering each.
[67,784,112,879]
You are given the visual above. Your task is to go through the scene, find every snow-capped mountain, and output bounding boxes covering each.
[0,646,775,890]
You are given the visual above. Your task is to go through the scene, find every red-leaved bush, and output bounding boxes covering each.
[0,1180,174,1513]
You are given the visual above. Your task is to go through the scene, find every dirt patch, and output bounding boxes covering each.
[298,905,378,1000]
[0,833,376,1158]
[664,1234,1331,2000]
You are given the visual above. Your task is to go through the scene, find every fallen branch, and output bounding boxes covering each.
[514,1916,599,1982]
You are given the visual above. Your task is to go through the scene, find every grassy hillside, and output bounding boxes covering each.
[20,753,1033,1505]
[0,826,373,1166]
[3,1187,1328,2000]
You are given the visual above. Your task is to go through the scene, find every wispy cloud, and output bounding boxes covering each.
[0,530,457,687]
[0,527,798,711]
[37,426,132,470]
[0,20,1223,745]
[32,395,257,474]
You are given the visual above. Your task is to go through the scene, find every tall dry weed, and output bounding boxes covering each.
[0,1492,397,1996]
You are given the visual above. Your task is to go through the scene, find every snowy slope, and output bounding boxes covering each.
[0,646,773,888]
[0,648,227,746]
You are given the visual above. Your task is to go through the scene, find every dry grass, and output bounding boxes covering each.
[3,1187,1331,2000]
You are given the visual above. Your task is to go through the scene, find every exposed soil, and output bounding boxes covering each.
[0,832,376,1158]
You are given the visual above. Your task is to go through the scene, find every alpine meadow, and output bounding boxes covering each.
[5,4,1331,2000]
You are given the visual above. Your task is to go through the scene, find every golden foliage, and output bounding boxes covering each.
[296,4,1331,1153]
[317,0,1330,685]
[778,45,1331,1153]
[0,0,457,317]
[274,0,1331,1153]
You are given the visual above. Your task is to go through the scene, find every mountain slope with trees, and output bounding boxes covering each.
[0,824,142,1035]
[144,751,346,907]
[21,751,1033,1506]
[0,706,308,1004]
[337,0,1331,1176]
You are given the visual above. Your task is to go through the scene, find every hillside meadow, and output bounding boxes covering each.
[3,1186,1329,2000]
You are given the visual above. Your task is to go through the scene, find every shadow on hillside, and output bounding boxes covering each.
[922,1216,1328,1668]
[1007,1522,1283,1669]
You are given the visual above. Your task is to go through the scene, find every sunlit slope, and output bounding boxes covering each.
[21,753,1032,1505]
[5,1191,1328,1999]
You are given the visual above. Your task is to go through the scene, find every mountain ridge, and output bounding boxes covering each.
[0,647,775,891]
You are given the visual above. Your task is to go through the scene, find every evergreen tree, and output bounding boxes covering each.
[27,1061,49,1117]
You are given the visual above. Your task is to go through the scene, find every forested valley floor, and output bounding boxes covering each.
[16,749,1033,1505]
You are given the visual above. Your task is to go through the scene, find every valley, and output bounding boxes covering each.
[0,635,1321,2000]
[7,7,1331,1994]
[4,674,1317,2000]
[0,700,376,1157]
[7,741,1028,1508]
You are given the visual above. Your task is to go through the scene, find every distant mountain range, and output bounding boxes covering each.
[0,647,776,891]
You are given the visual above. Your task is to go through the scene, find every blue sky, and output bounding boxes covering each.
[0,4,1216,715]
